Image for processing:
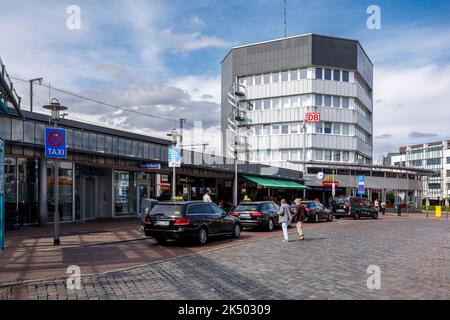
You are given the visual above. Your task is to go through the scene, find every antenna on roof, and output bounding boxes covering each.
[284,0,287,38]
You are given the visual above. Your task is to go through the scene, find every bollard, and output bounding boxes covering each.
[436,206,442,218]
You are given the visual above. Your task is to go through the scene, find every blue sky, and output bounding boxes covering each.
[1,0,450,157]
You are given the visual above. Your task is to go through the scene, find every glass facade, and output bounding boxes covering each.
[47,162,74,222]
[114,171,137,216]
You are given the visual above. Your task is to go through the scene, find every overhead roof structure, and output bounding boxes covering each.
[0,57,22,117]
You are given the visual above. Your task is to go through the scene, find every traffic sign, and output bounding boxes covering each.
[357,184,365,195]
[306,113,320,123]
[45,128,67,159]
[168,147,181,168]
[358,176,365,183]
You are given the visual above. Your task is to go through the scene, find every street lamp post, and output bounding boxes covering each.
[42,98,68,245]
[29,77,43,112]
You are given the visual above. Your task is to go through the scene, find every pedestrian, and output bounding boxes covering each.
[374,199,380,211]
[203,191,212,203]
[277,199,292,243]
[381,200,386,215]
[292,198,306,240]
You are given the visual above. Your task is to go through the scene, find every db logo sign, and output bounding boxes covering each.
[306,113,320,123]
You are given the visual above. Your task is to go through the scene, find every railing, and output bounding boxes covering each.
[0,57,22,114]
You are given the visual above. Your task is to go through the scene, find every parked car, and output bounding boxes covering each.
[333,197,379,220]
[232,201,282,231]
[301,201,334,223]
[139,198,158,227]
[143,201,241,245]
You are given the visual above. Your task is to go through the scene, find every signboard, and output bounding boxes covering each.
[140,163,161,170]
[168,147,181,168]
[357,184,365,195]
[323,181,339,188]
[45,128,67,159]
[306,113,321,123]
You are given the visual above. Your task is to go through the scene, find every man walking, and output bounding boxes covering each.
[292,198,306,240]
[277,199,292,243]
[203,191,212,202]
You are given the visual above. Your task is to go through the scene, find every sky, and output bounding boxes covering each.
[1,0,450,159]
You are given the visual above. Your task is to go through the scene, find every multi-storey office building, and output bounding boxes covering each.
[388,141,450,204]
[221,34,374,171]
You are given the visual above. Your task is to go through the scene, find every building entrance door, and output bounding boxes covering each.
[84,177,97,220]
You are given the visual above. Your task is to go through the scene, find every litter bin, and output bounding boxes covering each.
[394,203,401,216]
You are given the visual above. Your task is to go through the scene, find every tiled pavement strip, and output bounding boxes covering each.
[1,214,450,300]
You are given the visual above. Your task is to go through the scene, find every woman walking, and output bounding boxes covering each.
[277,199,292,243]
[292,198,306,240]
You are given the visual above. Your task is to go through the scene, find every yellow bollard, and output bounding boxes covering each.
[436,206,442,218]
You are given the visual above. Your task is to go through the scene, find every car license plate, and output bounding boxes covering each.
[155,221,170,226]
[240,213,250,218]
[343,206,347,209]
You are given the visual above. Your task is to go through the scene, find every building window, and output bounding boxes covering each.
[315,95,323,106]
[315,123,323,134]
[282,97,290,108]
[315,150,323,161]
[281,71,289,82]
[300,68,307,79]
[114,171,137,216]
[272,73,280,83]
[291,123,299,134]
[324,150,332,161]
[324,122,332,134]
[254,100,262,110]
[281,150,289,160]
[272,125,280,135]
[291,150,299,160]
[255,75,262,85]
[342,97,349,108]
[342,124,350,135]
[325,69,332,80]
[342,71,349,82]
[263,74,271,84]
[343,151,350,162]
[332,96,340,108]
[315,68,323,80]
[334,151,341,162]
[272,150,281,161]
[262,99,270,110]
[255,125,262,136]
[333,123,341,135]
[290,70,298,81]
[263,125,271,135]
[272,98,281,109]
[333,70,341,81]
[324,95,332,107]
[281,124,289,134]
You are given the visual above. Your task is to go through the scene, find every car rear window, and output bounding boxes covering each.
[302,202,315,208]
[150,204,184,217]
[236,204,259,211]
[337,197,350,204]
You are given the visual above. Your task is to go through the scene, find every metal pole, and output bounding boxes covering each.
[233,156,238,206]
[53,120,60,245]
[172,165,176,199]
[302,119,306,199]
[30,80,33,113]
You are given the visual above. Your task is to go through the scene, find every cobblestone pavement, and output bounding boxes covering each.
[2,218,450,300]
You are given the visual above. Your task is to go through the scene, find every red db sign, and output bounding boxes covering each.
[306,113,320,123]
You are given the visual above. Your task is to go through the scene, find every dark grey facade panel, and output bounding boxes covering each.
[311,35,358,70]
[357,44,374,88]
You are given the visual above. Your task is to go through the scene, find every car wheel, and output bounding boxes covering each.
[315,214,320,223]
[197,227,208,245]
[232,223,241,239]
[267,218,275,231]
[373,212,379,220]
[154,237,167,245]
[353,212,360,220]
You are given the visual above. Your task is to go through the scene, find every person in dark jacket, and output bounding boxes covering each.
[292,198,306,240]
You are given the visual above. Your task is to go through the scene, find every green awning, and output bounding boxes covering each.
[243,175,310,189]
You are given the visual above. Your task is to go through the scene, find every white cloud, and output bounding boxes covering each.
[160,28,232,52]
[373,64,450,157]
